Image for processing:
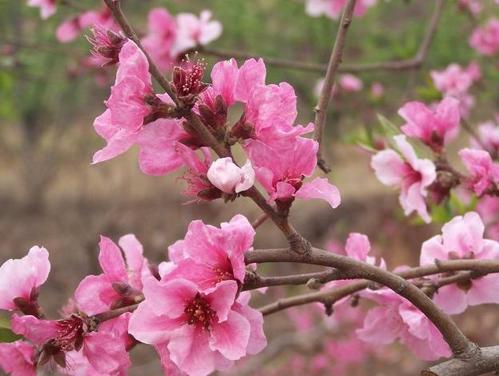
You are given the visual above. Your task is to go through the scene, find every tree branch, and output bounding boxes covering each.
[246,247,479,358]
[313,0,356,173]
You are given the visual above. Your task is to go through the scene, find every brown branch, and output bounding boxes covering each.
[251,213,269,229]
[423,346,499,376]
[93,303,140,323]
[313,0,356,173]
[246,247,479,358]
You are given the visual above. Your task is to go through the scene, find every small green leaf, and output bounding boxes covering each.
[0,313,21,343]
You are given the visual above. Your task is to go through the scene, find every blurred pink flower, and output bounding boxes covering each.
[27,0,56,19]
[207,158,255,194]
[357,289,451,361]
[420,212,499,314]
[128,278,265,376]
[74,234,150,315]
[430,63,479,97]
[371,135,436,223]
[459,148,499,196]
[142,8,177,71]
[0,246,50,312]
[470,18,499,56]
[458,0,482,15]
[172,10,222,56]
[56,8,117,43]
[0,341,36,376]
[399,97,461,150]
[370,82,384,98]
[166,215,254,290]
[339,74,363,92]
[305,0,377,19]
[247,137,341,209]
[471,120,499,157]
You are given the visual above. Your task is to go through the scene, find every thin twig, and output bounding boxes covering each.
[251,213,269,229]
[313,0,357,173]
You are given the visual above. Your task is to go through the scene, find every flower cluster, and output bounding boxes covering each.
[470,17,499,56]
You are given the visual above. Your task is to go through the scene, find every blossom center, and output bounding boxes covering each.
[213,266,234,283]
[54,316,86,352]
[185,293,216,329]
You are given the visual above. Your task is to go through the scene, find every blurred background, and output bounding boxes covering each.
[0,0,498,374]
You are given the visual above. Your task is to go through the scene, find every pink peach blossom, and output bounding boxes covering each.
[420,212,499,314]
[0,246,50,312]
[166,215,255,290]
[92,40,186,175]
[459,148,499,196]
[430,62,480,97]
[207,158,255,194]
[172,10,222,56]
[27,0,56,19]
[339,74,363,92]
[142,8,177,72]
[75,234,150,315]
[0,341,36,376]
[471,120,499,157]
[128,278,265,376]
[470,18,499,56]
[11,313,131,374]
[399,97,461,150]
[371,135,436,223]
[476,196,499,241]
[247,137,341,209]
[370,82,384,98]
[56,8,117,43]
[458,0,482,15]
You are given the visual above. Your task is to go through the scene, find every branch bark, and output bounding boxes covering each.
[246,247,478,358]
[313,0,356,173]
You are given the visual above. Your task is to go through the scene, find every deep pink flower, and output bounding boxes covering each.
[92,40,186,175]
[420,212,499,314]
[142,8,177,72]
[459,148,499,196]
[27,0,56,19]
[172,11,223,56]
[247,137,341,209]
[128,278,265,376]
[166,215,255,290]
[305,0,377,19]
[207,158,255,194]
[470,18,499,56]
[75,234,150,315]
[357,289,451,360]
[87,26,126,67]
[11,314,131,374]
[0,341,36,376]
[399,97,461,150]
[0,246,50,313]
[371,135,436,223]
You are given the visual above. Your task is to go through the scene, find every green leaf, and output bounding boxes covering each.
[0,313,21,343]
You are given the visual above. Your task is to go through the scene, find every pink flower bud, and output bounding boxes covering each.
[207,158,255,194]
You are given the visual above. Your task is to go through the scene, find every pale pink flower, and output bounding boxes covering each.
[0,341,36,376]
[459,148,499,196]
[27,0,56,19]
[357,289,451,360]
[207,158,255,194]
[471,121,499,157]
[430,63,479,97]
[371,135,436,223]
[476,196,499,241]
[56,8,117,43]
[370,82,384,98]
[458,0,482,15]
[420,212,499,314]
[11,313,131,374]
[128,278,265,376]
[92,40,186,175]
[166,215,255,290]
[399,97,461,150]
[75,234,150,315]
[247,137,341,209]
[339,74,363,92]
[56,18,81,43]
[470,18,499,56]
[0,246,50,312]
[142,8,177,72]
[172,10,222,56]
[305,0,377,19]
